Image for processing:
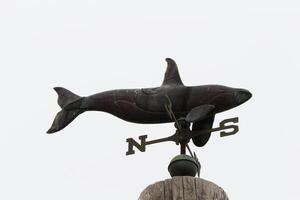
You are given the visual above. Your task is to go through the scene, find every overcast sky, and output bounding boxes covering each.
[1,0,300,199]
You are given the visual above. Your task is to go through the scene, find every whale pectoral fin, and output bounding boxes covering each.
[162,58,184,86]
[192,116,215,147]
[186,105,215,123]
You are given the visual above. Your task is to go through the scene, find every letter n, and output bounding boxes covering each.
[126,135,147,155]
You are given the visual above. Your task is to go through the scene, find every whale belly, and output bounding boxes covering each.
[113,100,172,123]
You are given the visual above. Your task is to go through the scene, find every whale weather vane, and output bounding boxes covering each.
[47,58,251,176]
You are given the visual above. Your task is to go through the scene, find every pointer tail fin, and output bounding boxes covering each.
[47,87,84,134]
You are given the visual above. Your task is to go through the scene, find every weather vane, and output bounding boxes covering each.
[47,58,252,177]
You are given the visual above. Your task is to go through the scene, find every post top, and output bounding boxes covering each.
[139,176,228,200]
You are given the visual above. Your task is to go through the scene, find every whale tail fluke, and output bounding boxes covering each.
[54,87,82,108]
[47,87,84,134]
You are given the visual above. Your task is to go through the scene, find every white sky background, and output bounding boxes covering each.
[1,0,300,199]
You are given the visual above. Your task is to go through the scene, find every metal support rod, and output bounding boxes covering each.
[186,144,193,157]
[180,142,186,155]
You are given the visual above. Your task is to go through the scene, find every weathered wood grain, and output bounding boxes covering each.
[139,176,228,200]
[183,176,196,200]
[171,176,184,200]
[163,178,172,199]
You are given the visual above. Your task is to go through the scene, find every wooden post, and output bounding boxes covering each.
[139,176,228,200]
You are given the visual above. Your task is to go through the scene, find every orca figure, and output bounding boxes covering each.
[47,58,252,147]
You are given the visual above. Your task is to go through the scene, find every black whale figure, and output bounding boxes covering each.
[47,58,252,147]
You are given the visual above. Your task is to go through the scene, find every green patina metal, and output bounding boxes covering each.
[168,155,200,177]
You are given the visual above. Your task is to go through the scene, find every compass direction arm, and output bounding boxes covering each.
[126,134,177,156]
[145,135,177,145]
[189,117,239,139]
[125,117,239,156]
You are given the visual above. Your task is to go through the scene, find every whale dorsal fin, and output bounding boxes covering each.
[162,58,184,86]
